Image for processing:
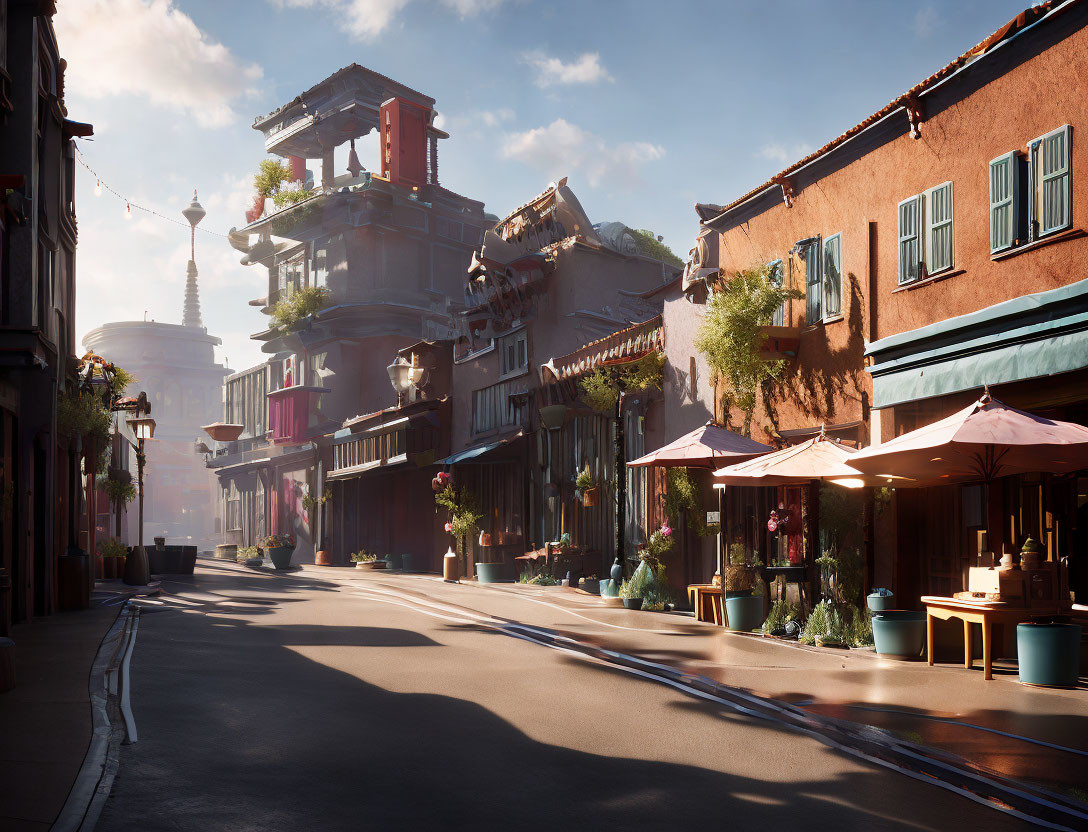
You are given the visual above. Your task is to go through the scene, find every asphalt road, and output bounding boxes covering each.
[96,562,1037,832]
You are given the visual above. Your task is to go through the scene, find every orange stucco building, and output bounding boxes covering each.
[686,0,1088,603]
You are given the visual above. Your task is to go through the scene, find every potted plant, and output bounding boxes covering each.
[867,587,894,612]
[97,538,127,580]
[723,543,762,631]
[762,599,800,638]
[618,563,653,610]
[237,545,262,567]
[351,550,384,570]
[261,533,296,570]
[575,465,599,507]
[1020,536,1043,570]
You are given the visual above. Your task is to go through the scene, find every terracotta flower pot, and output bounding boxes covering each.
[314,550,332,566]
[581,487,599,508]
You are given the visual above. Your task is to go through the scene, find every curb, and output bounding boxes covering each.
[51,602,141,832]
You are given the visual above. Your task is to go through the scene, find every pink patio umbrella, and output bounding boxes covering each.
[849,393,1088,485]
[712,433,901,488]
[627,421,772,469]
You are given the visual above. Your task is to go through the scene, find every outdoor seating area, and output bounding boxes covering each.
[614,394,1088,687]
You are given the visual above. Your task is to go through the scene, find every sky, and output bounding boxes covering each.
[58,0,1032,373]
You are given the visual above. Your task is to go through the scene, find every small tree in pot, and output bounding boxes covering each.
[723,543,763,631]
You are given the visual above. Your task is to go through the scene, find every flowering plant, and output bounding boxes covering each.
[444,521,453,533]
[261,532,295,550]
[639,524,675,567]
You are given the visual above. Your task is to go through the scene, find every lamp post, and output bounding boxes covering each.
[123,414,156,586]
[386,354,424,406]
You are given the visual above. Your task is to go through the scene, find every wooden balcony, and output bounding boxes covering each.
[267,385,328,445]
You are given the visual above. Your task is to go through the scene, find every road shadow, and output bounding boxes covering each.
[97,605,1032,832]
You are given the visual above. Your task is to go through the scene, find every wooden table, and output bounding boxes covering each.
[687,584,724,625]
[921,596,1061,680]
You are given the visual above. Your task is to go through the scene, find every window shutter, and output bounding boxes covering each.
[1039,125,1071,235]
[768,259,784,326]
[805,241,821,323]
[822,234,842,316]
[926,182,953,274]
[897,195,922,284]
[989,154,1016,253]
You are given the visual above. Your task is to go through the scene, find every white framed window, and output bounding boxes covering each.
[1030,124,1071,238]
[898,194,922,284]
[822,233,842,317]
[989,152,1018,253]
[926,181,954,274]
[804,240,821,323]
[498,328,528,379]
[767,259,784,326]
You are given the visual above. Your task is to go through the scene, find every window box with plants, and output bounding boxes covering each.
[97,538,128,580]
[575,465,599,508]
[351,550,385,571]
[261,533,296,571]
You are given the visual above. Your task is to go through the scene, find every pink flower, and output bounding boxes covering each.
[444,522,453,533]
[660,524,672,537]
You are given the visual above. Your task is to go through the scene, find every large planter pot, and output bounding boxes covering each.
[267,545,295,570]
[872,611,926,658]
[475,562,505,584]
[215,544,238,561]
[400,553,414,573]
[867,593,894,612]
[599,578,619,598]
[386,553,403,571]
[1017,622,1081,687]
[147,546,197,575]
[725,594,763,631]
[58,553,90,611]
[102,558,124,579]
[314,549,333,566]
[622,597,644,611]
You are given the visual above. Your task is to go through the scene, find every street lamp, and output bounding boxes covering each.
[386,354,424,406]
[123,414,156,586]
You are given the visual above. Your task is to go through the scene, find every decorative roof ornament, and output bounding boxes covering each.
[182,189,205,328]
[347,137,365,178]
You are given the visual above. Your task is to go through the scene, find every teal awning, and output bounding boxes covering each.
[866,277,1088,409]
[439,431,523,466]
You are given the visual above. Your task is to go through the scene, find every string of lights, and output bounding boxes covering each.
[74,146,231,239]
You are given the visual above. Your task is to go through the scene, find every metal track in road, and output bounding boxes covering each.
[351,582,1088,832]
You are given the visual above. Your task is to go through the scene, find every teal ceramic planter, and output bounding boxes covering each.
[1017,623,1081,687]
[867,593,894,612]
[725,595,763,632]
[872,611,926,658]
[599,579,619,598]
[267,546,294,571]
[400,553,413,573]
[385,553,402,571]
[475,562,505,583]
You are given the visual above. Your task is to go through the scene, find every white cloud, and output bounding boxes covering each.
[521,51,613,88]
[270,0,505,41]
[756,142,814,165]
[55,0,263,128]
[914,6,939,39]
[502,118,664,190]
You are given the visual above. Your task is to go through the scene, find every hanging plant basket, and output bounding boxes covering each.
[581,486,600,507]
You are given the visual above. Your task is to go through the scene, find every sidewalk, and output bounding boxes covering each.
[0,586,132,831]
[314,567,1088,804]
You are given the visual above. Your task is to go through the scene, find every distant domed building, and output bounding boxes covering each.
[82,192,229,549]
